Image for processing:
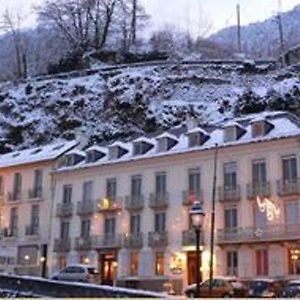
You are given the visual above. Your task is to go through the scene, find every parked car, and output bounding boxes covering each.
[248,278,282,297]
[51,265,100,284]
[184,277,247,298]
[280,280,300,298]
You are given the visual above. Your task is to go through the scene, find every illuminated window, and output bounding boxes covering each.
[58,256,67,269]
[289,249,300,275]
[155,252,164,276]
[130,252,139,276]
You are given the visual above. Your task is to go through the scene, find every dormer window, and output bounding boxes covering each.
[86,150,105,163]
[108,144,128,160]
[223,123,246,142]
[133,141,153,156]
[251,120,274,138]
[188,129,209,148]
[157,137,177,152]
[62,151,85,167]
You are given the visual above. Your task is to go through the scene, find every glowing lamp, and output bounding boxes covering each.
[190,201,205,229]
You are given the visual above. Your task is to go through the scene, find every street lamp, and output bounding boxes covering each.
[190,201,205,298]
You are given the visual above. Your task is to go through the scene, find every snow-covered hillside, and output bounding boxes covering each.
[0,62,299,153]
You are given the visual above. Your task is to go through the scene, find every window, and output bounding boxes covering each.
[224,127,236,142]
[227,251,238,276]
[285,201,299,225]
[83,181,93,202]
[130,252,139,276]
[60,221,70,239]
[252,160,267,185]
[155,212,166,233]
[252,122,265,137]
[58,256,67,269]
[13,173,22,200]
[130,214,141,234]
[31,205,39,234]
[254,205,267,229]
[131,175,142,198]
[104,217,115,235]
[155,252,164,275]
[81,219,90,238]
[188,168,201,192]
[134,143,143,155]
[9,207,18,236]
[33,169,43,197]
[106,178,117,200]
[289,249,300,275]
[224,207,237,229]
[224,162,237,188]
[189,133,201,147]
[155,172,166,195]
[158,138,167,152]
[256,249,268,276]
[62,185,72,203]
[282,156,297,182]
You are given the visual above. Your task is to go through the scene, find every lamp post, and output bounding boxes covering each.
[190,201,205,298]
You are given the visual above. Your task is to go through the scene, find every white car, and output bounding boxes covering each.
[51,264,100,284]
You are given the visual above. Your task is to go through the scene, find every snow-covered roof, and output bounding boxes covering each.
[223,121,245,129]
[85,145,107,154]
[187,127,209,135]
[109,141,131,150]
[133,136,155,144]
[249,116,267,123]
[156,131,178,140]
[0,140,78,168]
[66,149,86,157]
[52,111,300,173]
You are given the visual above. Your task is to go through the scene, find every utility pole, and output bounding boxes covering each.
[277,0,285,66]
[236,4,242,53]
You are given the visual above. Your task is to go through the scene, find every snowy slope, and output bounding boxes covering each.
[0,62,299,153]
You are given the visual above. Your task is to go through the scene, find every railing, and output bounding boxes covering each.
[125,195,144,211]
[28,188,43,200]
[75,236,93,251]
[56,202,74,217]
[218,185,240,202]
[277,178,300,196]
[123,232,143,248]
[247,182,271,199]
[7,191,22,202]
[25,225,39,236]
[148,231,168,248]
[182,190,203,205]
[182,229,204,246]
[76,200,95,215]
[217,224,300,244]
[1,227,18,238]
[53,238,71,252]
[149,192,169,209]
[96,197,122,212]
[91,234,122,248]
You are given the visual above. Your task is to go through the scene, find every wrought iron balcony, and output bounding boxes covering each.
[123,232,143,248]
[217,224,300,245]
[149,192,169,209]
[96,197,122,213]
[182,229,204,246]
[91,234,122,248]
[218,185,240,202]
[7,191,22,202]
[56,202,74,217]
[247,182,271,199]
[125,195,144,211]
[182,190,203,206]
[1,227,18,238]
[148,231,168,248]
[28,188,43,200]
[25,225,39,236]
[76,200,95,215]
[53,238,71,252]
[277,178,300,196]
[75,236,93,251]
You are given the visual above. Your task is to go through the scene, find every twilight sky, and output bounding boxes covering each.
[1,0,300,35]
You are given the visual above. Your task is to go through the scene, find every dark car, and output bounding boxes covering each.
[280,280,300,298]
[184,277,247,298]
[248,278,282,297]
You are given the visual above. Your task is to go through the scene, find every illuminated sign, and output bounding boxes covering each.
[256,196,280,221]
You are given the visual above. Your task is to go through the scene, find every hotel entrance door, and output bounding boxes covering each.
[100,252,117,286]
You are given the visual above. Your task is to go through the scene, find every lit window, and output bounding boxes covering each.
[289,249,300,275]
[155,252,164,276]
[130,252,139,276]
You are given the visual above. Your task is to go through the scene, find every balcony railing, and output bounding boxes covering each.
[56,202,74,217]
[7,191,22,202]
[149,192,169,209]
[25,225,39,236]
[76,200,95,215]
[1,227,18,238]
[148,231,168,248]
[218,185,240,202]
[75,236,93,251]
[217,224,300,245]
[91,234,122,248]
[28,188,43,200]
[53,238,71,252]
[182,190,203,206]
[123,232,143,248]
[247,182,271,199]
[96,197,122,213]
[277,178,300,196]
[125,195,144,211]
[182,229,204,247]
